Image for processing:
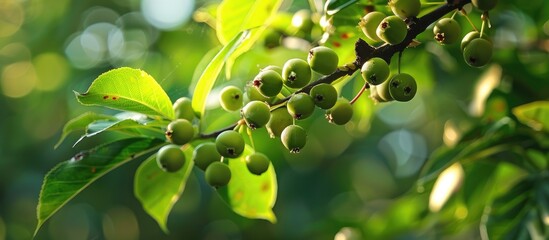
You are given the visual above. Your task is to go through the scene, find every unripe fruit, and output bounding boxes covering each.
[245,83,272,103]
[307,46,339,75]
[261,65,282,74]
[287,93,315,120]
[389,0,421,19]
[376,16,407,45]
[157,145,185,172]
[361,57,390,85]
[359,11,386,42]
[266,108,293,138]
[281,125,307,153]
[166,119,194,145]
[192,142,221,171]
[388,73,417,102]
[472,0,498,11]
[219,86,243,111]
[205,162,231,187]
[215,130,245,158]
[263,29,281,49]
[282,58,312,89]
[463,38,493,67]
[433,18,461,45]
[245,152,270,175]
[371,80,394,103]
[461,31,490,51]
[253,70,283,97]
[326,98,353,125]
[310,83,337,109]
[241,101,271,129]
[173,97,194,121]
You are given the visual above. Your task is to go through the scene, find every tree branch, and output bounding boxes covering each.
[199,0,471,139]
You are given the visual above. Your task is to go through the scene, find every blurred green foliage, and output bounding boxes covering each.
[0,0,548,239]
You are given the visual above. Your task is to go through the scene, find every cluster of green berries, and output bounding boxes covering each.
[360,56,418,103]
[217,46,353,153]
[359,0,421,45]
[154,97,271,189]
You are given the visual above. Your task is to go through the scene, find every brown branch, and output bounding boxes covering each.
[199,0,471,139]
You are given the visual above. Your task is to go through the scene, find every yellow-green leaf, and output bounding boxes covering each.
[54,112,115,149]
[217,145,277,222]
[75,67,174,119]
[134,146,194,233]
[512,101,549,132]
[191,31,250,118]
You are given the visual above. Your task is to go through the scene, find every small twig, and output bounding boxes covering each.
[350,83,369,105]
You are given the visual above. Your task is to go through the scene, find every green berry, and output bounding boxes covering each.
[287,93,315,120]
[325,98,353,125]
[215,130,245,158]
[245,83,272,103]
[376,16,407,45]
[307,46,339,75]
[205,162,231,187]
[266,108,293,138]
[433,18,461,45]
[192,142,221,171]
[472,0,498,11]
[157,145,185,172]
[166,119,194,145]
[359,11,386,42]
[463,38,493,67]
[291,9,314,37]
[261,65,282,74]
[173,97,195,121]
[241,101,271,129]
[245,152,270,175]
[282,58,312,89]
[281,125,307,153]
[253,70,283,97]
[219,86,243,111]
[389,0,421,19]
[388,73,417,102]
[461,31,490,51]
[263,29,281,49]
[310,83,337,109]
[361,57,390,85]
[369,82,394,103]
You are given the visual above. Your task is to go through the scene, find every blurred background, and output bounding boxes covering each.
[0,0,548,239]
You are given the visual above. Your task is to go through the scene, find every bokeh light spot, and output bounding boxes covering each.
[0,1,24,38]
[141,0,195,30]
[102,207,139,240]
[1,62,37,98]
[33,53,70,91]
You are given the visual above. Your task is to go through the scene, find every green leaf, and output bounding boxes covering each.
[73,119,166,146]
[217,145,277,222]
[134,145,194,233]
[54,112,115,149]
[35,138,164,236]
[513,101,549,132]
[75,67,174,119]
[324,0,359,15]
[216,0,282,45]
[191,31,249,119]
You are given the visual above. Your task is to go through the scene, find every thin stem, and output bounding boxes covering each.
[460,9,478,32]
[350,83,369,105]
[398,50,403,74]
[450,9,458,19]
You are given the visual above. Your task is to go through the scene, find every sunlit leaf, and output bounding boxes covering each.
[216,0,281,45]
[513,101,549,132]
[54,112,115,149]
[324,0,359,15]
[217,0,283,77]
[73,119,166,146]
[35,138,164,236]
[191,31,249,119]
[217,145,277,222]
[134,145,194,233]
[75,67,174,119]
